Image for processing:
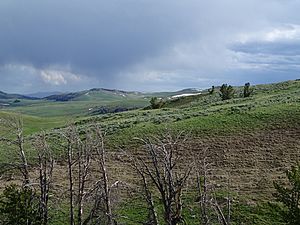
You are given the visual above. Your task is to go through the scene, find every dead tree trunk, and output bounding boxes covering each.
[77,133,92,225]
[67,138,75,225]
[16,120,30,186]
[0,116,30,186]
[226,174,231,225]
[196,148,231,225]
[141,172,159,225]
[196,148,211,225]
[94,126,114,225]
[34,132,54,225]
[124,150,159,225]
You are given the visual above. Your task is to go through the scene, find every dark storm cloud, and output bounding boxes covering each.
[0,1,198,74]
[0,0,300,93]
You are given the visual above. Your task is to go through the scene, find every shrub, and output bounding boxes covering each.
[273,164,300,225]
[0,185,41,225]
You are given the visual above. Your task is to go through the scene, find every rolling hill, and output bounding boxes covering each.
[0,79,299,224]
[61,80,300,199]
[0,87,205,117]
[0,90,38,106]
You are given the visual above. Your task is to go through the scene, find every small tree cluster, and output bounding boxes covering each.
[150,97,164,109]
[219,84,235,100]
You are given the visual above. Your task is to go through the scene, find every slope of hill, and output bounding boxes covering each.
[71,80,300,199]
[0,80,299,224]
[145,88,201,98]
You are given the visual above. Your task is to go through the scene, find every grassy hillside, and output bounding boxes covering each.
[73,80,299,135]
[0,80,299,224]
[70,80,300,200]
[1,79,299,176]
[0,111,67,135]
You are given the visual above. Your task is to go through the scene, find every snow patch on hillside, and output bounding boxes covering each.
[171,93,202,99]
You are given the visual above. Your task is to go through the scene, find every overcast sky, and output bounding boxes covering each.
[0,0,299,93]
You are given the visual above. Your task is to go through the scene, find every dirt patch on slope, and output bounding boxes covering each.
[182,127,300,199]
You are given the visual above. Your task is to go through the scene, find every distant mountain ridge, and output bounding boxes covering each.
[0,87,202,102]
[44,88,203,102]
[43,88,142,101]
[26,92,63,98]
[0,91,38,100]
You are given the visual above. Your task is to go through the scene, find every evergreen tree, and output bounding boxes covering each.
[273,164,300,225]
[243,82,253,97]
[219,84,235,100]
[0,185,41,225]
[209,85,215,94]
[150,97,163,109]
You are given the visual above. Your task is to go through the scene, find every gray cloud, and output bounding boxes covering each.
[229,23,300,76]
[231,41,300,56]
[0,0,299,93]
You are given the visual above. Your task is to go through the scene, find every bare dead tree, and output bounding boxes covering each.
[93,125,114,225]
[133,132,193,225]
[226,174,231,225]
[77,132,93,225]
[0,116,30,186]
[139,167,159,225]
[121,149,159,225]
[61,125,77,225]
[60,124,118,225]
[196,148,231,225]
[196,148,211,225]
[33,132,54,225]
[62,125,94,225]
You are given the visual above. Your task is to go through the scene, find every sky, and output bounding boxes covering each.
[0,0,299,94]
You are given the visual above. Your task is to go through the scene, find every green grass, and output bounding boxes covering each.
[91,101,299,148]
[116,191,285,225]
[0,80,299,224]
[232,202,285,225]
[4,98,148,117]
[0,111,67,135]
